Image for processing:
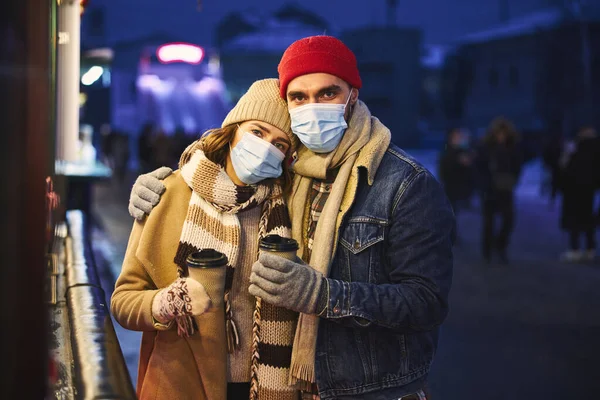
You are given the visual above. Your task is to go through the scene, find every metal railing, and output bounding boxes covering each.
[64,210,136,400]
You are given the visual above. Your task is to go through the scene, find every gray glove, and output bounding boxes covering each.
[249,252,324,315]
[128,167,172,220]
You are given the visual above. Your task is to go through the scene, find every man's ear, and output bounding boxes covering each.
[351,88,359,106]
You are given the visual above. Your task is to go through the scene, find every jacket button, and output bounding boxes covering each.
[333,306,341,314]
[353,238,360,249]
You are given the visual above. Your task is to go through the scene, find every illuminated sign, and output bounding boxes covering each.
[157,43,204,65]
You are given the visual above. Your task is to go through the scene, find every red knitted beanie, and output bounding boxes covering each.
[277,36,362,98]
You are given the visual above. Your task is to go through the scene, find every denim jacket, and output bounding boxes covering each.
[315,144,455,399]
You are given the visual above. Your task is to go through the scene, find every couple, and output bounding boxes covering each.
[112,36,455,400]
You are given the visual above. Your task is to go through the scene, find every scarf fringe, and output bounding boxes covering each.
[249,297,263,400]
[225,294,240,353]
[289,364,315,392]
[175,315,197,338]
[173,266,197,338]
[226,318,239,353]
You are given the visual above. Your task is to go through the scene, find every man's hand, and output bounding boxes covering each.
[128,167,172,220]
[249,252,324,315]
[152,277,212,324]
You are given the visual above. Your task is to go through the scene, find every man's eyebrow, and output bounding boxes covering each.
[316,85,343,96]
[287,90,306,98]
[288,85,343,99]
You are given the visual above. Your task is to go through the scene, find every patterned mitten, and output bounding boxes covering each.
[152,277,212,325]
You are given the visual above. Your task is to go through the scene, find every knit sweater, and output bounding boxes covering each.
[228,205,261,382]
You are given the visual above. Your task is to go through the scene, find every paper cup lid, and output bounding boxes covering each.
[186,249,228,268]
[259,235,299,252]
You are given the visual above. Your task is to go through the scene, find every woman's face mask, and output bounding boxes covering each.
[289,91,353,153]
[230,132,285,185]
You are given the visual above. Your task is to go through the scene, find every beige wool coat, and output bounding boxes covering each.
[111,171,227,400]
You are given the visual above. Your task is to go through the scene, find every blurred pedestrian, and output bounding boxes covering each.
[439,127,475,240]
[138,122,154,174]
[112,131,130,184]
[476,117,523,264]
[172,126,191,168]
[100,123,116,169]
[542,131,563,205]
[152,130,173,170]
[559,126,599,263]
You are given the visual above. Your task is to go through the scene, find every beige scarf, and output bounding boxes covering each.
[288,101,391,388]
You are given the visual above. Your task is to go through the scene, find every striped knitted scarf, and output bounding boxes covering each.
[174,141,300,400]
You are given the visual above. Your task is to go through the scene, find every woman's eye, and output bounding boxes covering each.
[251,129,262,137]
[275,143,286,151]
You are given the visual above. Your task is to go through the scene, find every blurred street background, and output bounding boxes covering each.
[80,1,600,398]
[3,0,600,398]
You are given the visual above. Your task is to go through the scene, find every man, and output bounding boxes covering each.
[475,117,522,264]
[128,36,454,400]
[558,126,599,262]
[438,127,474,244]
[438,128,475,213]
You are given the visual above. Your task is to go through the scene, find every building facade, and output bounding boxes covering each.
[217,5,331,103]
[342,27,422,147]
[456,7,600,136]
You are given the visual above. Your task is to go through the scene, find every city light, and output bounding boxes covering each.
[156,43,204,65]
[81,66,104,86]
[137,74,175,97]
[190,76,225,95]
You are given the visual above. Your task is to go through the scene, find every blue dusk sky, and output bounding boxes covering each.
[86,0,556,46]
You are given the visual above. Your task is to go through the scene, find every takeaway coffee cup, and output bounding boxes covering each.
[186,249,228,309]
[185,249,228,399]
[259,235,299,261]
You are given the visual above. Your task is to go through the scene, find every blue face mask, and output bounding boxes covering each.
[289,92,352,153]
[230,132,285,185]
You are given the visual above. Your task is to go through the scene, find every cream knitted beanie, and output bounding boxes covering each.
[222,79,297,151]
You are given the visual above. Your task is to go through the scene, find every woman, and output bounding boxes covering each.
[111,79,302,400]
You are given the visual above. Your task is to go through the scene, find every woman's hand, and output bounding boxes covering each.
[152,277,212,324]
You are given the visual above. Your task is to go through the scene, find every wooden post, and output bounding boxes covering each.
[0,0,53,397]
